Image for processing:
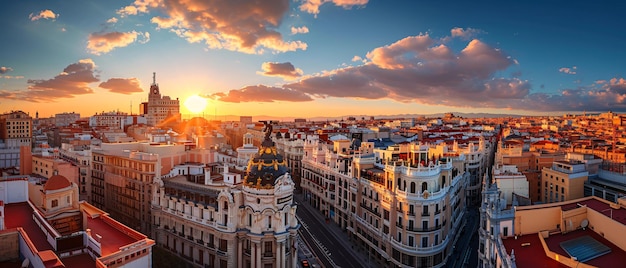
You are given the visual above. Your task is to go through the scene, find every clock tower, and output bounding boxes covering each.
[149,72,161,101]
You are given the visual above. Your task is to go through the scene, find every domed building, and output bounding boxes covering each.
[152,121,299,268]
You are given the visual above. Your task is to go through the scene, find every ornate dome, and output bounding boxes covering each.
[244,121,288,189]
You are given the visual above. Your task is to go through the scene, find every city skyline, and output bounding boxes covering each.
[1,1,625,118]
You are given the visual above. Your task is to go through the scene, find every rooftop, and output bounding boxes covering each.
[561,198,626,225]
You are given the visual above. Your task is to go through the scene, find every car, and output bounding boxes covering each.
[301,259,310,267]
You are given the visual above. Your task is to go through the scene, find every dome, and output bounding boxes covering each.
[244,121,288,188]
[44,175,72,191]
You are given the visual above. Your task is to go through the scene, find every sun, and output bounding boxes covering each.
[184,94,208,114]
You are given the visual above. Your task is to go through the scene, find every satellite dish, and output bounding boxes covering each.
[581,219,589,229]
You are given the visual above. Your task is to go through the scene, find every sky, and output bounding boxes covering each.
[1,1,626,119]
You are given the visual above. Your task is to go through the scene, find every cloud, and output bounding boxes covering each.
[29,10,59,21]
[0,67,13,74]
[559,66,577,74]
[207,30,626,112]
[87,31,150,55]
[291,26,309,35]
[99,78,143,94]
[258,62,303,80]
[107,17,118,24]
[351,55,366,63]
[0,59,99,102]
[119,0,306,54]
[209,85,313,103]
[299,0,368,16]
[0,76,24,79]
[450,27,484,40]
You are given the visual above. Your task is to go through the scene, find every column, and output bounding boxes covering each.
[279,241,285,268]
[237,238,243,268]
[251,242,256,267]
[255,241,262,267]
[276,242,282,268]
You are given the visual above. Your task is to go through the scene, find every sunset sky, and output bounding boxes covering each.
[1,1,625,119]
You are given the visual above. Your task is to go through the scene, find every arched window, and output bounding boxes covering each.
[403,181,406,191]
[410,182,416,193]
[421,182,428,192]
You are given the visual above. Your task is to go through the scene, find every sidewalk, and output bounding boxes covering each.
[295,193,375,268]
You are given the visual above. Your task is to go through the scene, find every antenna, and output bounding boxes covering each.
[152,72,156,85]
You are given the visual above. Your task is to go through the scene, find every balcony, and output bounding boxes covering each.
[434,209,441,215]
[360,203,381,217]
[421,211,430,217]
[406,224,442,233]
[390,235,448,255]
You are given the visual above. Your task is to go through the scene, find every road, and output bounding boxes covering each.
[449,207,480,268]
[296,194,367,268]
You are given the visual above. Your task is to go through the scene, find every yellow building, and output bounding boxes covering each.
[541,160,588,203]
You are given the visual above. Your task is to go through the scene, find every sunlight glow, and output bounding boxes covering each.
[184,94,208,114]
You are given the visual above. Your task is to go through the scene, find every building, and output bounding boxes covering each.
[301,137,469,267]
[55,112,80,127]
[0,111,32,168]
[481,196,626,267]
[90,142,214,235]
[89,111,128,129]
[0,174,155,267]
[541,160,589,203]
[145,73,181,126]
[151,122,299,267]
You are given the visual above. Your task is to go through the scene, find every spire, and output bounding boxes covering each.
[152,72,156,85]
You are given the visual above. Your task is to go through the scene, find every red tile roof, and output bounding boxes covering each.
[43,175,71,191]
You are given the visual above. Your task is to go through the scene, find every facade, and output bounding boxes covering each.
[541,160,589,203]
[89,111,128,129]
[90,141,216,235]
[0,111,32,168]
[55,112,80,127]
[146,73,181,126]
[59,141,93,201]
[31,152,79,185]
[301,137,469,267]
[151,122,299,267]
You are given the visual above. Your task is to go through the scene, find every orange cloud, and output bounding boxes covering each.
[0,67,13,74]
[450,27,484,40]
[120,0,306,54]
[291,26,309,35]
[209,85,312,103]
[0,59,99,102]
[99,78,143,94]
[258,62,303,80]
[29,10,59,21]
[300,0,368,16]
[87,31,150,55]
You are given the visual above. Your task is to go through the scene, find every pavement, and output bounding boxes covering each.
[295,193,372,268]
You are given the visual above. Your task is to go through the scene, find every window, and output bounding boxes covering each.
[51,199,58,208]
[421,237,428,247]
[503,227,509,237]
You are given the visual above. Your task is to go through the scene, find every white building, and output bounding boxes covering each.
[151,122,299,267]
[54,112,80,127]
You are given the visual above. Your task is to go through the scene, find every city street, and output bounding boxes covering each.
[295,194,369,268]
[449,207,480,268]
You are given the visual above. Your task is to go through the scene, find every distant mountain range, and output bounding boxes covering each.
[183,112,529,122]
